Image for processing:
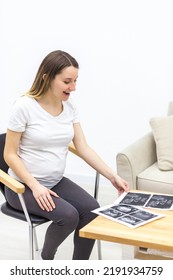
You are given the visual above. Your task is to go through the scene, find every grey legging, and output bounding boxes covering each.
[5,177,100,260]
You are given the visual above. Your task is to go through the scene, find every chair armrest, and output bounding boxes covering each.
[68,143,81,158]
[0,145,80,195]
[116,132,157,189]
[0,169,25,194]
[0,145,80,194]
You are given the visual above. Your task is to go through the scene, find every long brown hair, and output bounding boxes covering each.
[26,50,79,98]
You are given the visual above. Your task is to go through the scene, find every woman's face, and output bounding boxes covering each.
[47,66,78,101]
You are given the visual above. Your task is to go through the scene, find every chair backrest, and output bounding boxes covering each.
[167,101,173,115]
[0,133,8,195]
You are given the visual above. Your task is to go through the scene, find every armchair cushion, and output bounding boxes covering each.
[150,115,173,171]
[137,162,173,194]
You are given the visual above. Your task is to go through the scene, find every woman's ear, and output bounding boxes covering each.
[42,74,47,80]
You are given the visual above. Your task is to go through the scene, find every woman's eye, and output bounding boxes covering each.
[64,80,77,85]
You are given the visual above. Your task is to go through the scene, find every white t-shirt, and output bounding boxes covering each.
[7,96,79,188]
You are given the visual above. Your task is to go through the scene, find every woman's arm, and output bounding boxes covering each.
[73,123,129,195]
[4,129,58,211]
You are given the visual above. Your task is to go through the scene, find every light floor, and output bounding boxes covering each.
[0,180,123,260]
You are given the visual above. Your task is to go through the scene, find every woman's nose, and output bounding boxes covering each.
[69,83,76,91]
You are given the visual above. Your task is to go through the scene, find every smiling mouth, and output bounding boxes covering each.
[63,91,70,96]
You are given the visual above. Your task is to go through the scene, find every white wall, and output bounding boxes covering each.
[1,0,173,186]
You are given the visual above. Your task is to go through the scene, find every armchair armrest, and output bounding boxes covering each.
[116,132,157,189]
[0,169,25,194]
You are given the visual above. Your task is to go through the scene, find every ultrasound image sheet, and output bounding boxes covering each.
[92,203,164,228]
[92,191,172,228]
[115,192,173,210]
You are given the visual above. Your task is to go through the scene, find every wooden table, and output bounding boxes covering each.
[79,200,173,259]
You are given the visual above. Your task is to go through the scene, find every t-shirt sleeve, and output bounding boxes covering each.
[7,98,28,132]
[69,99,80,124]
[73,104,80,123]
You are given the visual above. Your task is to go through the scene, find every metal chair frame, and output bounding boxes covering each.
[0,134,101,260]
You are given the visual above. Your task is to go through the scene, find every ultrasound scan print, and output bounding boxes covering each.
[145,194,173,209]
[119,192,151,206]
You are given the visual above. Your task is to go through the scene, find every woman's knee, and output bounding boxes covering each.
[54,206,79,230]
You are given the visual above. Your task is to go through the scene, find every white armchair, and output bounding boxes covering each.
[116,101,173,194]
[116,101,173,259]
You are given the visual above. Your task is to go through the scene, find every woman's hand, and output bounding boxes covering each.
[32,184,59,211]
[110,174,130,196]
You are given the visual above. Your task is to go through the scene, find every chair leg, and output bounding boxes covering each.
[94,171,100,200]
[94,171,102,260]
[29,225,34,260]
[33,227,39,251]
[18,194,35,259]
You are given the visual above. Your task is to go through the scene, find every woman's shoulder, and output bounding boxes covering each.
[12,95,35,108]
